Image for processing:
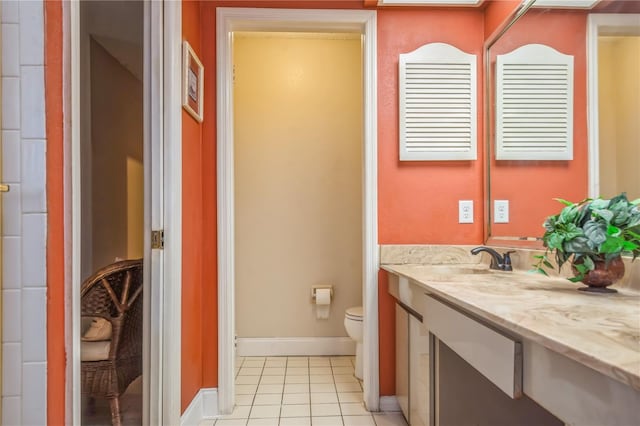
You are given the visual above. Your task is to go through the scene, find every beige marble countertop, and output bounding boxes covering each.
[382,263,640,391]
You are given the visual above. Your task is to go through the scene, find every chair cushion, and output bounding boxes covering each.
[81,340,111,361]
[82,317,112,342]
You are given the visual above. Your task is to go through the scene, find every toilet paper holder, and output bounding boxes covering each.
[311,285,334,300]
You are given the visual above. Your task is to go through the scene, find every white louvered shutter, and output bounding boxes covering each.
[399,43,477,161]
[496,44,574,160]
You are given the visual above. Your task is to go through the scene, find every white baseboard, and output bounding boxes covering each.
[237,337,356,357]
[379,396,401,412]
[181,388,218,425]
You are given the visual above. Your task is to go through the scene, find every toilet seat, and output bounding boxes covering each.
[345,306,363,321]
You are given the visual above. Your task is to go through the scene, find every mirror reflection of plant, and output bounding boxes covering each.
[532,193,640,282]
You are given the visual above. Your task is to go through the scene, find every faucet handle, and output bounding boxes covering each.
[502,250,516,271]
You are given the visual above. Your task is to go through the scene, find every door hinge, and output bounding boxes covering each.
[151,230,164,250]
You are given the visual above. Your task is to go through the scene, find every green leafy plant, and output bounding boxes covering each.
[532,193,640,282]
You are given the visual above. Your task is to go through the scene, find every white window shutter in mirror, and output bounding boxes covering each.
[399,43,477,161]
[496,44,574,160]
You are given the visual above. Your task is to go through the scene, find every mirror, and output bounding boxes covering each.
[486,0,640,246]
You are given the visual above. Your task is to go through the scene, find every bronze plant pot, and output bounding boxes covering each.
[572,255,625,293]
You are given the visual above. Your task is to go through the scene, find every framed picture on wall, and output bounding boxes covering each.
[182,40,204,122]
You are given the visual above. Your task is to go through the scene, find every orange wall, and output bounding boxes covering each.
[489,11,589,238]
[483,0,522,41]
[376,8,485,395]
[45,1,66,424]
[377,9,485,245]
[182,0,206,412]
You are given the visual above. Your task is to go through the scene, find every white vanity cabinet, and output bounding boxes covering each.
[389,274,430,426]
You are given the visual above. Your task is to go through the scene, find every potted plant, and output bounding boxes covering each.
[532,193,640,293]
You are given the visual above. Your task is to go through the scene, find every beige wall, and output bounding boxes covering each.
[90,38,143,272]
[598,36,640,200]
[234,33,363,338]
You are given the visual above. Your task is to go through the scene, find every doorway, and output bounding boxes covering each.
[587,14,640,199]
[217,8,379,415]
[79,2,144,424]
[70,1,182,425]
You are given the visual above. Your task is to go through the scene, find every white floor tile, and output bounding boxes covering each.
[330,358,352,367]
[280,417,311,426]
[235,384,258,395]
[335,382,361,393]
[244,360,265,368]
[311,403,341,417]
[342,415,375,426]
[337,392,362,403]
[312,416,344,425]
[284,384,309,394]
[249,404,280,418]
[339,403,368,416]
[372,412,408,426]
[285,375,310,384]
[256,384,283,394]
[310,393,338,404]
[332,367,354,375]
[309,358,331,367]
[287,358,309,367]
[310,367,332,375]
[265,359,286,367]
[310,383,336,393]
[253,394,282,406]
[235,394,255,406]
[263,367,286,376]
[287,367,308,375]
[280,404,310,418]
[282,393,310,405]
[198,420,215,426]
[260,375,284,384]
[310,375,333,384]
[239,367,263,376]
[236,375,260,385]
[216,419,247,426]
[247,418,278,426]
[333,375,358,384]
[221,405,251,419]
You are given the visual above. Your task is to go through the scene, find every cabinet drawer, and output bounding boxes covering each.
[424,295,522,399]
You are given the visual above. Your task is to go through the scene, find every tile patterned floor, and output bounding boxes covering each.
[199,356,407,426]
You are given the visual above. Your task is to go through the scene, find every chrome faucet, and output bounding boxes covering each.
[470,246,514,271]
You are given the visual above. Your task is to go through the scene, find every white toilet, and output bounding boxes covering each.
[344,306,363,380]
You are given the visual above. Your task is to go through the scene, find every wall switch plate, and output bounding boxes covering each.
[494,200,509,223]
[459,200,474,223]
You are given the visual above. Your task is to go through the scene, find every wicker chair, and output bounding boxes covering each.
[81,259,143,426]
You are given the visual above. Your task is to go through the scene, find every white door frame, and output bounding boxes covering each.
[216,8,379,414]
[587,13,640,198]
[68,1,182,424]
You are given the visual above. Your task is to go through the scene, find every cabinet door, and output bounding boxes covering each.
[410,314,430,426]
[396,304,409,420]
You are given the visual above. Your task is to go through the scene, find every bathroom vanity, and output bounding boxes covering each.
[383,251,640,426]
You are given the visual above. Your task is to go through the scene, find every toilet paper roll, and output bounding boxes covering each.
[315,288,331,319]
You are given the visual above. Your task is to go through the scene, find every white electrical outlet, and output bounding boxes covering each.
[494,200,509,223]
[459,200,474,224]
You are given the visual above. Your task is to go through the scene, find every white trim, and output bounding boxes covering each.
[181,388,219,426]
[161,2,183,425]
[217,7,379,415]
[69,2,82,423]
[379,396,402,412]
[586,14,640,198]
[237,337,356,357]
